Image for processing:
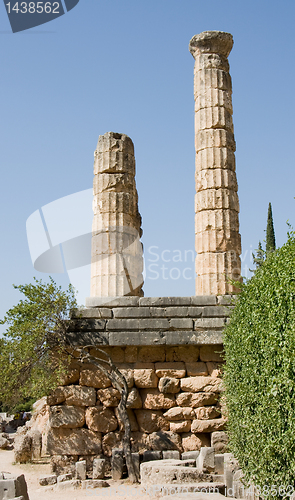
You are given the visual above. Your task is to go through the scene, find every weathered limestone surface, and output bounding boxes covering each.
[189,31,241,295]
[45,297,231,468]
[90,132,144,297]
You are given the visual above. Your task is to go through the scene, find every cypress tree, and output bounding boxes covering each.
[252,240,265,269]
[266,202,276,253]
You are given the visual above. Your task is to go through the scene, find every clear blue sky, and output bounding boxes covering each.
[0,0,294,316]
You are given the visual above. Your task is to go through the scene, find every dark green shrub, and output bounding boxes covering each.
[223,231,295,498]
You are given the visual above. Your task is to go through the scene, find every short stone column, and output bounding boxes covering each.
[189,31,241,295]
[90,132,144,297]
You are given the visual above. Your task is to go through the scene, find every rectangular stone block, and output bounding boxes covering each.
[107,318,169,331]
[141,389,176,410]
[196,447,215,472]
[217,295,237,305]
[215,454,225,475]
[149,307,166,317]
[49,406,85,429]
[92,458,106,479]
[85,296,140,307]
[202,306,231,317]
[66,331,109,346]
[186,362,208,376]
[139,297,192,306]
[135,410,170,433]
[194,318,227,329]
[155,362,186,379]
[176,392,219,408]
[142,450,162,462]
[187,307,203,317]
[79,366,111,390]
[47,428,102,455]
[165,307,189,317]
[75,460,86,480]
[180,376,221,393]
[166,331,223,345]
[131,453,140,480]
[190,296,217,306]
[113,307,151,318]
[69,319,106,330]
[199,345,224,362]
[107,319,140,330]
[71,308,113,319]
[166,346,200,362]
[134,366,158,388]
[109,331,166,346]
[111,449,124,480]
[162,450,180,460]
[181,451,200,461]
[191,419,226,433]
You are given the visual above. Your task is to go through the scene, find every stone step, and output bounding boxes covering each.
[142,482,225,497]
[140,459,224,486]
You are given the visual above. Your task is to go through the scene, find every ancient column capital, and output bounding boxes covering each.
[189,31,233,58]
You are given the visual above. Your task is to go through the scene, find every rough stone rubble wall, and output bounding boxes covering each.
[189,31,242,295]
[46,296,232,470]
[90,132,144,297]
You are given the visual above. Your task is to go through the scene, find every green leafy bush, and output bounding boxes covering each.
[0,277,77,408]
[223,231,295,498]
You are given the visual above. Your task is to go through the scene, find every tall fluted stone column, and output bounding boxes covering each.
[90,132,144,297]
[189,31,241,295]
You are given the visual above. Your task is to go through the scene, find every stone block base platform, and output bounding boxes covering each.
[46,296,234,474]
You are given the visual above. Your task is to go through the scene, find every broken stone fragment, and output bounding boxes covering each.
[39,475,57,486]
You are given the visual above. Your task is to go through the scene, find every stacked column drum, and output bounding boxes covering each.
[189,31,241,295]
[90,132,144,297]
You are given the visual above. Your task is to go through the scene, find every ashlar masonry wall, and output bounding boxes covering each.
[46,295,233,471]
